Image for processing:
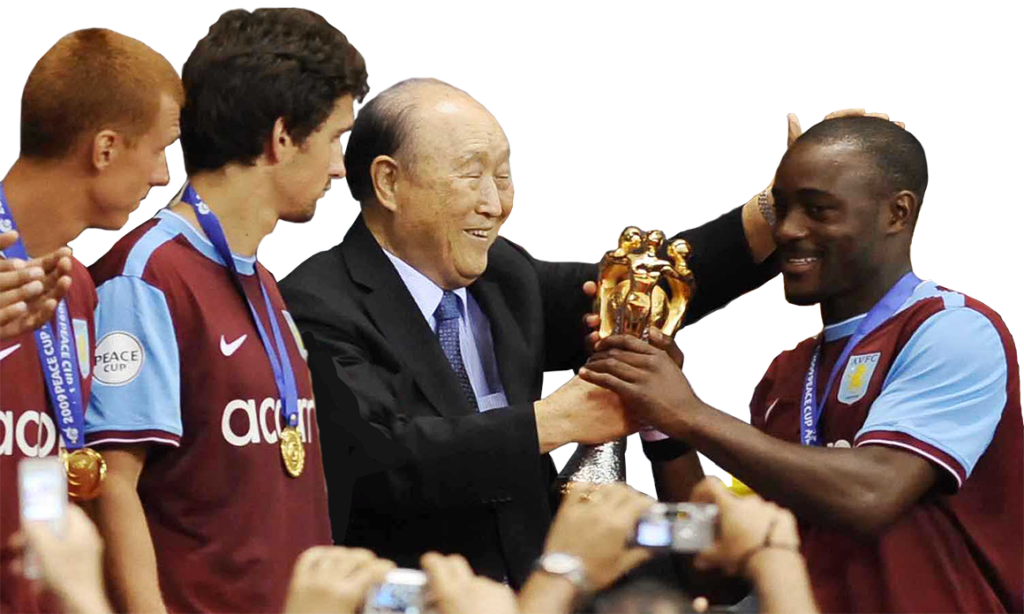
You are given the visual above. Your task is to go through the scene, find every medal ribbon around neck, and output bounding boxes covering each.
[0,184,89,453]
[800,271,921,446]
[180,184,302,435]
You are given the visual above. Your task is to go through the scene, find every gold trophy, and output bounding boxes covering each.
[557,227,694,494]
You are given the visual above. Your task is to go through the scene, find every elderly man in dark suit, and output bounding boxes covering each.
[279,78,778,587]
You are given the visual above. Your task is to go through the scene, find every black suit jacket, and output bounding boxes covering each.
[278,206,776,587]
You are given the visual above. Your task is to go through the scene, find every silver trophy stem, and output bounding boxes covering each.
[556,438,626,490]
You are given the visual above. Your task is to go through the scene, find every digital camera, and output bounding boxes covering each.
[364,568,429,614]
[17,457,67,578]
[634,502,718,552]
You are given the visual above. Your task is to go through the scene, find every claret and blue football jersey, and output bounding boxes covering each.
[751,279,1022,613]
[87,209,330,614]
[0,258,96,614]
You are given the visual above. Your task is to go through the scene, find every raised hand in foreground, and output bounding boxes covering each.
[421,552,519,614]
[0,231,73,339]
[284,546,395,614]
[690,477,818,614]
[12,505,112,614]
[519,483,654,614]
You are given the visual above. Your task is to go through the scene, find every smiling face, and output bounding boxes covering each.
[389,92,513,289]
[91,92,181,229]
[772,141,892,311]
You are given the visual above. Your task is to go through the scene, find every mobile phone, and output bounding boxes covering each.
[364,568,428,614]
[18,457,67,578]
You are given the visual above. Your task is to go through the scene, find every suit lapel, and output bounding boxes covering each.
[469,275,533,407]
[343,216,475,418]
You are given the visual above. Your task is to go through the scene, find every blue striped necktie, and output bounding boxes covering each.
[434,291,478,410]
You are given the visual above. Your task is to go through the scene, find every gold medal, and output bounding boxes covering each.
[279,426,305,478]
[62,448,106,501]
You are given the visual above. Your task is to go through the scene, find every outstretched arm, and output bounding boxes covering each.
[580,334,940,534]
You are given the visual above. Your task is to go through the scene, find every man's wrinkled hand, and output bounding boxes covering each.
[564,375,641,445]
[581,280,601,354]
[580,334,700,433]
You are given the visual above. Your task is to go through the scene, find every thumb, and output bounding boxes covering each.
[787,113,802,149]
[648,329,684,368]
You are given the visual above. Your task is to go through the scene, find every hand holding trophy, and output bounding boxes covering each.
[558,228,695,493]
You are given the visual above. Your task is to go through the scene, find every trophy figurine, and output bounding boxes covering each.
[557,227,694,494]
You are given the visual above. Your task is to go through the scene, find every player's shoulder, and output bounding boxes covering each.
[770,333,815,366]
[68,255,96,292]
[64,254,98,312]
[89,212,198,287]
[898,280,1014,345]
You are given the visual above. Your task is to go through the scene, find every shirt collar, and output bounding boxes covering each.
[381,248,469,322]
[821,279,932,343]
[156,208,257,275]
[823,312,866,342]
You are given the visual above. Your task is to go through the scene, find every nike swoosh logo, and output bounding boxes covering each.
[0,343,22,362]
[220,334,247,357]
[764,397,780,422]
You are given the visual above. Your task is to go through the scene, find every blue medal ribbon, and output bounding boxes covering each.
[0,183,88,451]
[180,184,300,429]
[801,271,922,446]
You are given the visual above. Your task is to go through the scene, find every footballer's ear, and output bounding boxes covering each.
[888,190,918,234]
[91,130,123,170]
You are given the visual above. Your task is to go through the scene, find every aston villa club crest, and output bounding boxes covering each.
[838,352,881,404]
[73,318,90,379]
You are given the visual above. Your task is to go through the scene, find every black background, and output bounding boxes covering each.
[0,10,995,493]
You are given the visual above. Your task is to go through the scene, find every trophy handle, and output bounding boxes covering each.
[659,275,694,338]
[596,261,631,339]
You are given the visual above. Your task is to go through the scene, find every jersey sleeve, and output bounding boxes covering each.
[749,352,784,430]
[854,308,1008,489]
[86,275,183,447]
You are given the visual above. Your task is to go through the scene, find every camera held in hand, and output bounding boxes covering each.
[364,568,430,614]
[633,502,718,552]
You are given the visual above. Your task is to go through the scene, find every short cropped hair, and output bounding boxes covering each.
[794,116,929,204]
[180,8,369,174]
[345,78,464,204]
[20,29,184,160]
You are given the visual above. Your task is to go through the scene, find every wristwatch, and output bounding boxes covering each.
[758,189,776,226]
[534,552,590,594]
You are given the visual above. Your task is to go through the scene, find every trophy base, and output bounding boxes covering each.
[555,438,627,496]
